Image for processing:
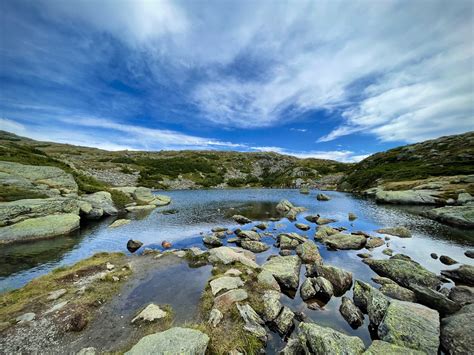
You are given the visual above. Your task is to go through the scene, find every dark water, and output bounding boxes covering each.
[1,189,473,350]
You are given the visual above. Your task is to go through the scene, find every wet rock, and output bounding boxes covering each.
[409,284,461,316]
[208,308,223,327]
[240,240,269,253]
[423,205,474,228]
[430,253,438,259]
[352,280,389,327]
[211,226,227,232]
[439,255,458,265]
[339,296,364,328]
[238,230,261,241]
[449,285,474,305]
[273,306,295,335]
[236,303,267,340]
[305,214,320,223]
[363,257,442,289]
[378,300,440,354]
[232,215,252,224]
[209,276,244,295]
[363,340,425,354]
[316,193,331,201]
[324,233,367,250]
[376,227,411,238]
[307,264,352,296]
[125,327,209,355]
[441,264,474,286]
[299,322,365,354]
[262,290,282,322]
[16,312,35,323]
[208,246,258,268]
[465,250,474,258]
[382,248,393,256]
[262,255,301,290]
[357,253,372,259]
[126,239,143,253]
[255,223,267,230]
[47,289,66,301]
[213,289,248,311]
[440,304,474,355]
[213,231,227,239]
[108,219,130,228]
[257,270,280,291]
[295,241,322,264]
[203,235,223,247]
[365,237,384,249]
[132,304,168,323]
[348,212,357,221]
[295,223,310,231]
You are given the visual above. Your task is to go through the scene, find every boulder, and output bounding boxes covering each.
[458,192,474,205]
[276,200,306,221]
[448,285,474,305]
[439,255,458,265]
[299,322,365,354]
[378,300,440,354]
[423,205,474,228]
[314,225,339,239]
[352,280,389,327]
[465,250,474,258]
[441,264,474,286]
[295,241,322,264]
[376,227,411,238]
[211,226,228,233]
[273,306,295,335]
[209,276,244,296]
[315,217,337,225]
[262,255,301,290]
[379,283,416,302]
[81,191,118,217]
[316,193,331,201]
[240,240,269,253]
[236,303,267,340]
[323,233,366,250]
[375,189,442,205]
[131,187,154,204]
[232,215,252,224]
[348,212,357,221]
[299,187,310,194]
[213,289,248,311]
[126,239,143,253]
[365,237,384,249]
[300,276,333,302]
[262,290,282,322]
[307,264,352,296]
[202,235,223,247]
[109,219,130,228]
[0,213,80,244]
[131,304,168,323]
[255,223,267,230]
[237,230,261,241]
[295,223,310,231]
[339,296,364,328]
[125,205,155,213]
[208,308,223,327]
[257,270,281,291]
[363,340,425,354]
[409,283,461,316]
[125,327,209,355]
[363,257,442,289]
[440,304,474,355]
[208,247,258,268]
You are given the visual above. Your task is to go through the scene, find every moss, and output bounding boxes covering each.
[0,186,49,202]
[0,252,130,324]
[108,189,132,209]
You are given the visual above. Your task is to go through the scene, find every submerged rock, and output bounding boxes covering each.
[125,327,209,355]
[441,264,474,286]
[339,296,364,328]
[262,255,301,290]
[378,300,440,354]
[363,257,442,289]
[299,322,365,354]
[316,193,331,201]
[440,304,474,355]
[376,226,411,238]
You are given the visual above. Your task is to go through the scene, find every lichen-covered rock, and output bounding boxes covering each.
[208,308,223,327]
[208,246,258,268]
[257,270,280,291]
[296,241,322,264]
[339,296,364,328]
[307,264,352,296]
[379,283,416,302]
[352,280,389,327]
[441,264,474,286]
[236,303,267,340]
[316,193,331,201]
[202,235,223,247]
[232,215,252,224]
[240,240,269,253]
[363,340,425,354]
[448,285,474,305]
[300,277,333,302]
[213,289,248,311]
[423,205,474,228]
[125,327,209,355]
[262,290,282,322]
[81,191,118,217]
[323,233,366,250]
[238,230,261,241]
[375,189,442,205]
[378,300,440,354]
[376,227,411,238]
[276,200,306,221]
[109,219,130,228]
[363,257,442,289]
[209,276,244,295]
[262,255,301,290]
[131,304,167,323]
[0,213,80,244]
[299,322,365,354]
[440,304,474,355]
[315,217,337,225]
[315,225,339,240]
[295,223,310,231]
[365,237,384,249]
[273,306,295,335]
[409,283,461,316]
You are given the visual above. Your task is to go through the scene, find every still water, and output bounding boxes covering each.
[1,189,473,348]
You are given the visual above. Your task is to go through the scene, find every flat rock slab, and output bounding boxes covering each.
[376,227,411,238]
[378,300,440,354]
[131,304,167,323]
[213,289,248,311]
[324,233,366,250]
[109,219,131,228]
[262,255,301,290]
[209,276,244,295]
[423,205,474,228]
[125,327,209,355]
[208,246,258,268]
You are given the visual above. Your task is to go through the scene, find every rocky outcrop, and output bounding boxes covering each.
[276,200,305,221]
[262,255,301,290]
[378,300,440,354]
[0,213,80,244]
[112,186,171,207]
[374,188,443,205]
[125,327,209,354]
[423,205,474,228]
[81,191,118,218]
[299,322,365,354]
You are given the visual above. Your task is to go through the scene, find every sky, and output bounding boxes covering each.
[0,0,473,162]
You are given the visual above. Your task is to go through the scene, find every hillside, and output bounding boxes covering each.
[341,131,474,191]
[0,130,350,191]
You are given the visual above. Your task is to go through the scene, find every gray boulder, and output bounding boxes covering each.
[295,223,310,231]
[209,276,244,295]
[307,264,352,296]
[232,215,252,224]
[207,247,258,268]
[316,193,331,201]
[261,290,282,322]
[236,303,267,340]
[441,264,474,286]
[339,296,364,328]
[262,255,301,290]
[273,306,295,335]
[352,280,389,327]
[441,304,474,355]
[365,237,384,249]
[376,226,411,238]
[423,205,474,228]
[295,241,322,264]
[240,240,269,253]
[323,233,366,250]
[363,340,425,354]
[81,191,118,217]
[125,327,209,355]
[202,235,223,247]
[409,283,461,316]
[375,189,442,205]
[448,285,474,305]
[238,230,261,241]
[300,277,333,302]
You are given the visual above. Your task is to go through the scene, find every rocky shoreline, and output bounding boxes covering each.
[1,198,473,354]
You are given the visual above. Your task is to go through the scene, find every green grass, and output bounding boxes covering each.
[0,186,49,202]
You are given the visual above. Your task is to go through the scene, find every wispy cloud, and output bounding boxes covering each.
[251,146,368,163]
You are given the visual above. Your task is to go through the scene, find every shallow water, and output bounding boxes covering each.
[1,189,474,351]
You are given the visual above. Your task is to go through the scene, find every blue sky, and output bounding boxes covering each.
[1,0,473,162]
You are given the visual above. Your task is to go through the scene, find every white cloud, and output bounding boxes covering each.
[251,146,368,162]
[290,128,308,133]
[0,118,27,134]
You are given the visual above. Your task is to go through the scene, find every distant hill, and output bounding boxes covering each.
[0,131,350,190]
[341,131,474,191]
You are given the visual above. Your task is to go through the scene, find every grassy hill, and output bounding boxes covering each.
[341,131,474,191]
